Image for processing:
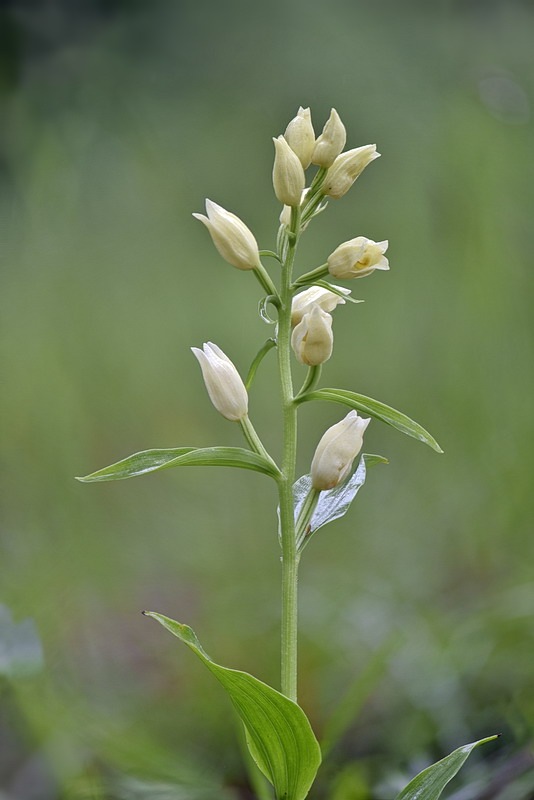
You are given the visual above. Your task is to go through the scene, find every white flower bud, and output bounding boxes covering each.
[191,342,248,422]
[272,135,306,207]
[327,237,389,279]
[291,285,351,326]
[284,106,316,169]
[279,204,291,228]
[291,306,333,366]
[311,109,347,168]
[193,200,261,271]
[279,189,310,228]
[311,411,370,491]
[322,145,380,199]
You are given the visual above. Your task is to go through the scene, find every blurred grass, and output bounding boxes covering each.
[1,0,534,796]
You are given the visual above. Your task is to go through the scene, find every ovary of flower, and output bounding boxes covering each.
[322,145,380,199]
[311,108,347,168]
[192,200,261,271]
[311,411,370,491]
[191,342,248,422]
[291,285,351,326]
[291,306,333,366]
[327,237,389,279]
[272,136,306,207]
[284,107,316,169]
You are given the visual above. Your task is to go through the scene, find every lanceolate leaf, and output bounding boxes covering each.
[293,454,388,548]
[76,446,280,482]
[144,612,321,800]
[296,389,443,453]
[395,736,498,800]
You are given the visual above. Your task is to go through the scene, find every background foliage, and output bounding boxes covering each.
[1,0,534,797]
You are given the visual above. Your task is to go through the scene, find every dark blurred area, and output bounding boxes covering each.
[1,0,534,797]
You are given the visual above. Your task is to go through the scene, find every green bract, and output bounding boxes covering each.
[292,453,388,550]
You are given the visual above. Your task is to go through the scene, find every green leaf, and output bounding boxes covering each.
[144,612,321,800]
[296,388,443,453]
[395,736,498,800]
[76,446,280,482]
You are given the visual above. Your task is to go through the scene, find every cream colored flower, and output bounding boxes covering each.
[193,200,261,271]
[272,135,306,206]
[291,306,333,366]
[191,342,248,421]
[311,109,347,168]
[291,285,351,326]
[327,237,389,279]
[322,145,380,199]
[311,411,370,490]
[284,107,315,169]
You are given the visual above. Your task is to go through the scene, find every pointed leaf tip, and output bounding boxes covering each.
[146,611,321,800]
[77,445,280,482]
[296,388,443,453]
[395,735,498,800]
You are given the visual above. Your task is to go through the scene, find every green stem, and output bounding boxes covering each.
[292,264,329,288]
[277,205,301,702]
[295,365,322,400]
[259,249,282,264]
[239,415,279,474]
[295,488,320,550]
[253,263,281,303]
[308,166,327,194]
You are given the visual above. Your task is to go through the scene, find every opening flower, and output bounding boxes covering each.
[291,285,351,326]
[327,237,389,279]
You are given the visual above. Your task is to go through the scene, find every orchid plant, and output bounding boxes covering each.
[78,107,495,799]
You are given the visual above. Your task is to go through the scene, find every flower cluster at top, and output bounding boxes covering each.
[190,107,390,492]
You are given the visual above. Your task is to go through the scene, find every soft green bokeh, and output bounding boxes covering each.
[2,0,534,796]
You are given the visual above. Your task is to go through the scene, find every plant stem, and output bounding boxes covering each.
[277,205,301,702]
[295,488,320,550]
[295,365,322,401]
[239,415,279,474]
[253,264,281,302]
[292,263,329,288]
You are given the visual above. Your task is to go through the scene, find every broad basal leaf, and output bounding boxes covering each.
[76,446,280,482]
[296,388,443,453]
[293,454,387,548]
[395,736,498,800]
[144,612,321,800]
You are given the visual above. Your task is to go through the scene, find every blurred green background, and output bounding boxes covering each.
[2,0,534,797]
